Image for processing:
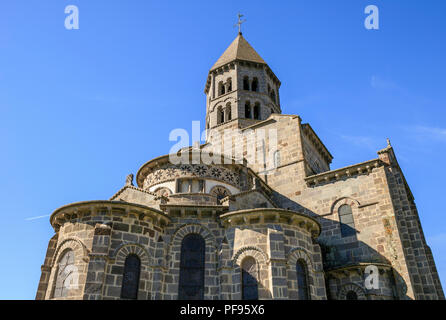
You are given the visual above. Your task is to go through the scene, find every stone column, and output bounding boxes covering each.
[35,234,58,300]
[218,238,233,299]
[83,224,111,300]
[151,236,165,299]
[267,228,288,299]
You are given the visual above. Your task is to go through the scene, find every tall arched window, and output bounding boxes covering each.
[253,103,260,119]
[218,81,225,96]
[243,76,250,90]
[296,259,310,300]
[241,257,258,300]
[120,254,141,299]
[270,90,276,103]
[227,78,232,92]
[217,107,224,124]
[339,204,356,237]
[53,249,75,298]
[178,234,205,300]
[251,78,258,92]
[245,101,252,119]
[226,103,232,121]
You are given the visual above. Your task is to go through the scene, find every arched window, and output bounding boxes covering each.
[243,76,250,90]
[218,81,225,96]
[227,78,232,92]
[296,259,310,300]
[217,107,224,124]
[226,103,232,121]
[270,90,276,103]
[241,257,258,300]
[251,78,258,92]
[346,291,358,300]
[178,234,205,300]
[339,204,356,237]
[120,254,141,299]
[245,101,251,119]
[253,103,260,120]
[53,249,75,298]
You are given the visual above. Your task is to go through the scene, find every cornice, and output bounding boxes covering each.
[219,208,321,237]
[305,159,384,187]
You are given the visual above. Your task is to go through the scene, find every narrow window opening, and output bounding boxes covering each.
[178,234,205,300]
[245,101,252,119]
[241,257,258,300]
[243,77,250,90]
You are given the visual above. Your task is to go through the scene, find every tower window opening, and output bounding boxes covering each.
[243,76,250,90]
[245,101,252,119]
[270,90,276,103]
[218,81,225,96]
[227,78,232,92]
[226,104,232,121]
[217,107,225,124]
[251,78,258,92]
[253,103,260,120]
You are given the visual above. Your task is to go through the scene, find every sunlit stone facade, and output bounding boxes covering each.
[36,33,444,300]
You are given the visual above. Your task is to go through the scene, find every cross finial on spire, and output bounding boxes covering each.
[234,12,246,34]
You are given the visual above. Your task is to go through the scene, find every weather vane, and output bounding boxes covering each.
[234,13,246,34]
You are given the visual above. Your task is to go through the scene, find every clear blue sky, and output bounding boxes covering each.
[0,1,445,299]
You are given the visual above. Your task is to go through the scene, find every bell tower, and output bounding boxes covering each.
[204,29,281,133]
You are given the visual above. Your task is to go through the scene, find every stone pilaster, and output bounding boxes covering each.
[83,224,111,300]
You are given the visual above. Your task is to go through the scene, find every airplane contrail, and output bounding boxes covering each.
[25,214,51,221]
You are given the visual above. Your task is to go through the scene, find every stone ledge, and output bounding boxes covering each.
[305,158,384,187]
[219,208,320,236]
[326,262,393,275]
[50,200,171,231]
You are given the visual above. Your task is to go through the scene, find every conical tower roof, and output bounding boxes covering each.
[210,33,266,71]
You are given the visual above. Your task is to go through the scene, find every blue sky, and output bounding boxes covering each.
[0,1,445,299]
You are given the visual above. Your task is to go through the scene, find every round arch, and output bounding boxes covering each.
[338,283,367,300]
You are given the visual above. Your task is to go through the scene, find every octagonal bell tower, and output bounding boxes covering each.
[204,32,281,133]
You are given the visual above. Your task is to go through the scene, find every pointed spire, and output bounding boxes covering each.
[210,33,266,71]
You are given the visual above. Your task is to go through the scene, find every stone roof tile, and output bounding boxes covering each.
[210,33,266,70]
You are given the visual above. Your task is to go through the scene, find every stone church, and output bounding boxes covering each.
[36,31,444,300]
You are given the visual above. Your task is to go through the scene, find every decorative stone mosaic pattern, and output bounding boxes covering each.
[142,164,242,189]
